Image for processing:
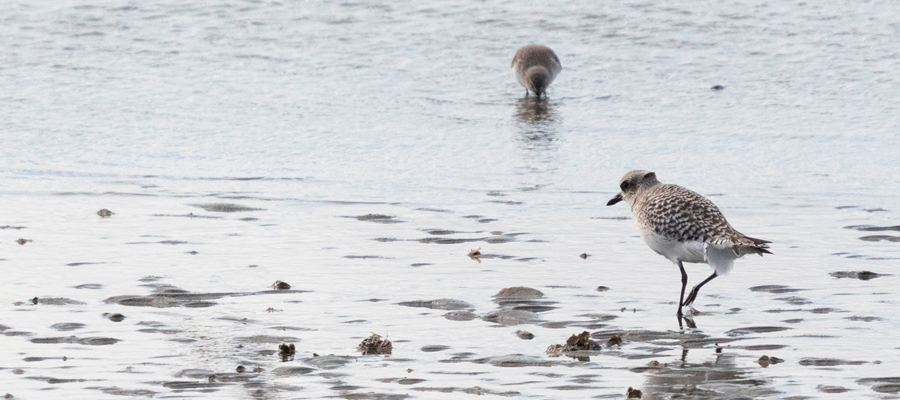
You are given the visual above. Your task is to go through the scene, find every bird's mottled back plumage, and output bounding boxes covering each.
[635,184,742,246]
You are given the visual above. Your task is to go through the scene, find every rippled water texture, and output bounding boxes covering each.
[2,1,900,399]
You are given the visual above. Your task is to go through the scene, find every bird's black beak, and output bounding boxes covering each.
[607,193,623,206]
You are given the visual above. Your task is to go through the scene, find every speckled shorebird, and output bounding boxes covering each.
[512,44,561,98]
[607,170,771,317]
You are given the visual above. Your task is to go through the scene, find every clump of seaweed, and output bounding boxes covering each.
[278,343,295,360]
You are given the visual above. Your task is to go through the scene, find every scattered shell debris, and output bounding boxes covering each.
[468,247,481,263]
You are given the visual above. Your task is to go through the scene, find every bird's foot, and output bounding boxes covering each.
[683,288,700,307]
[676,314,697,330]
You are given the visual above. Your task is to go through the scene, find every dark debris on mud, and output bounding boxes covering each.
[397,299,473,310]
[758,355,785,367]
[829,270,889,280]
[347,214,404,224]
[105,283,306,308]
[857,377,900,394]
[359,333,392,355]
[191,203,264,213]
[749,285,807,293]
[272,280,291,290]
[547,331,601,357]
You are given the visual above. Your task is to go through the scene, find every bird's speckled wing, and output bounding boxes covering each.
[632,184,743,245]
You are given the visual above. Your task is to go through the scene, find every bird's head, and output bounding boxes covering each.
[607,170,659,206]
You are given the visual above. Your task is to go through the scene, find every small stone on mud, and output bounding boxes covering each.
[443,311,478,321]
[579,253,589,259]
[97,209,113,218]
[104,313,125,322]
[236,365,246,373]
[758,355,784,367]
[627,386,643,398]
[605,334,622,347]
[272,280,291,290]
[494,287,543,299]
[279,343,296,357]
[596,286,610,292]
[31,297,38,305]
[16,238,31,245]
[358,333,392,355]
[516,330,534,340]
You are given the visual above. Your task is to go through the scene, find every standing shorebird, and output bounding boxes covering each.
[607,170,771,318]
[512,45,561,98]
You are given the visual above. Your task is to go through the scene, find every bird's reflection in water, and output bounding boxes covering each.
[514,96,557,125]
[513,97,560,180]
[638,349,780,399]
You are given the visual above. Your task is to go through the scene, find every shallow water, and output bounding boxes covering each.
[2,0,900,399]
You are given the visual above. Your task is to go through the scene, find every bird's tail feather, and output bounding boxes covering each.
[733,235,772,256]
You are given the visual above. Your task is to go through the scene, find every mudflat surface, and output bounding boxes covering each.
[2,1,900,399]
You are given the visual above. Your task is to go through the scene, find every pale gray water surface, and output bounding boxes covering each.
[2,1,900,399]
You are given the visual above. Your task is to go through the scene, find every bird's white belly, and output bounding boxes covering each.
[640,231,707,264]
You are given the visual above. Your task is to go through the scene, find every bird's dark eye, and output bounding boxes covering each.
[620,181,630,191]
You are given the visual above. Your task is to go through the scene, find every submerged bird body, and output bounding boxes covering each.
[607,170,771,317]
[512,45,561,98]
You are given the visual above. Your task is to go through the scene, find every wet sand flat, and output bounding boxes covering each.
[2,0,900,399]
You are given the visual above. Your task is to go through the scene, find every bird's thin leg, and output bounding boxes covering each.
[683,272,718,307]
[677,261,688,317]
